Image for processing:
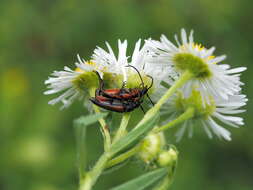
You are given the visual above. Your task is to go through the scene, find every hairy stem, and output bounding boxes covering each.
[113,113,131,143]
[79,152,112,190]
[154,107,195,133]
[106,144,141,168]
[136,71,192,128]
[92,105,111,151]
[89,88,111,151]
[152,174,173,190]
[152,164,177,190]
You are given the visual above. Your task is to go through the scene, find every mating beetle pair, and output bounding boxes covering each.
[90,65,154,113]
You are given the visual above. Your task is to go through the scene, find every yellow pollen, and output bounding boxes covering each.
[193,43,204,51]
[75,67,84,72]
[180,43,205,51]
[86,61,96,66]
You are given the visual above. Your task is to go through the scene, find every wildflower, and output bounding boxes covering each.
[91,40,128,82]
[92,39,169,96]
[44,55,99,109]
[161,90,247,141]
[146,29,246,102]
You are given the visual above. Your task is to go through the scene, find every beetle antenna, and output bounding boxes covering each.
[93,70,104,90]
[147,75,153,90]
[125,65,144,88]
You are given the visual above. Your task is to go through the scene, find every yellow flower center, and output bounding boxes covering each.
[193,43,204,51]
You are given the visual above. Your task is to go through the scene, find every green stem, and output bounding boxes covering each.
[152,164,177,190]
[113,113,131,143]
[154,107,195,133]
[89,88,111,151]
[136,71,192,128]
[152,174,173,190]
[79,152,112,190]
[106,144,140,168]
[92,105,111,151]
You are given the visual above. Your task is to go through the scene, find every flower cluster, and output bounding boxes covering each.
[148,29,247,141]
[44,29,247,141]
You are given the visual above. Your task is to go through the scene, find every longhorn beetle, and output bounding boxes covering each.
[90,65,154,113]
[90,96,144,113]
[94,65,154,104]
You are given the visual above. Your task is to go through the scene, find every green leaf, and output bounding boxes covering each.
[110,113,158,155]
[102,159,129,175]
[74,112,108,126]
[110,168,167,190]
[73,113,108,178]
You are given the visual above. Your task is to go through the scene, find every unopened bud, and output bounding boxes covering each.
[138,131,165,164]
[157,147,178,167]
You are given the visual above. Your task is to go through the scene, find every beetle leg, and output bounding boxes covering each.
[140,104,145,114]
[146,93,154,106]
[121,81,126,89]
[109,98,114,105]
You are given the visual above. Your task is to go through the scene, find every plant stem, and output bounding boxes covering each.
[152,164,177,190]
[154,107,195,133]
[89,88,111,151]
[92,105,111,151]
[106,144,140,168]
[136,71,192,128]
[113,113,131,143]
[152,174,173,190]
[79,152,112,190]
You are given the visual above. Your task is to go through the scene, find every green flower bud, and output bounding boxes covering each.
[138,131,165,164]
[157,147,178,167]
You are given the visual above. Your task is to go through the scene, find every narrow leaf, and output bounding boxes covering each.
[74,112,108,126]
[73,113,108,178]
[110,114,158,155]
[110,168,167,190]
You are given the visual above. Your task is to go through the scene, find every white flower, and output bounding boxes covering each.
[92,40,128,82]
[130,39,169,89]
[146,29,246,103]
[162,90,248,141]
[44,55,98,109]
[92,39,169,96]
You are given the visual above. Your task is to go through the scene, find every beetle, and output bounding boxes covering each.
[89,65,154,113]
[90,96,143,113]
[94,65,154,105]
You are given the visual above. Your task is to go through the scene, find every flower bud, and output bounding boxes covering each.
[138,131,165,164]
[157,147,178,167]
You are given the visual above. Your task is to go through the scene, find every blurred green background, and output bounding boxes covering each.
[1,0,252,190]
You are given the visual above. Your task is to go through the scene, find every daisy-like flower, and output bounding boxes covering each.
[92,39,169,96]
[130,39,169,92]
[44,55,99,109]
[92,40,128,82]
[146,29,246,103]
[161,90,248,141]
